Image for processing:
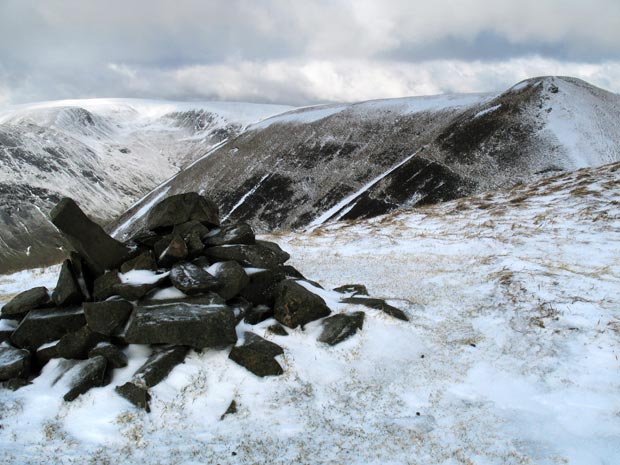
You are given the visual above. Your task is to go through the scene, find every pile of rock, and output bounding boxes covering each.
[0,193,407,411]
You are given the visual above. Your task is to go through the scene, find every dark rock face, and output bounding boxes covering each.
[243,305,274,325]
[11,307,86,350]
[239,269,286,306]
[115,345,188,411]
[1,287,50,320]
[0,344,31,380]
[205,244,289,268]
[340,297,408,321]
[228,332,284,377]
[120,250,157,273]
[333,284,369,296]
[84,300,133,336]
[93,270,169,302]
[50,198,131,275]
[56,326,107,360]
[93,271,122,301]
[170,262,219,295]
[157,235,188,268]
[273,280,331,328]
[63,356,108,401]
[146,192,220,231]
[89,342,128,368]
[318,312,365,345]
[204,223,255,246]
[36,341,60,366]
[52,259,83,307]
[70,252,94,301]
[267,323,289,336]
[115,382,151,412]
[208,261,249,300]
[124,300,237,349]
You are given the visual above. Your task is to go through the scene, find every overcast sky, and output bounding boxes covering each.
[1,0,619,105]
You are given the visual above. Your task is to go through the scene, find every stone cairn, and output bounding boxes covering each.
[0,193,407,411]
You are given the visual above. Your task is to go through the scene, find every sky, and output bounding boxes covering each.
[1,0,620,106]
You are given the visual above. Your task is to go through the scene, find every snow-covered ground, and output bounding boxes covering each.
[1,162,619,464]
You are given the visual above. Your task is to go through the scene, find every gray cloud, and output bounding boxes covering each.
[1,0,619,105]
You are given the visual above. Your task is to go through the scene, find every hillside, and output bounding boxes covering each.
[0,99,292,272]
[112,76,620,241]
[1,162,618,464]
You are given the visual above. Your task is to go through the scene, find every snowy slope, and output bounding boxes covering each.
[112,76,620,241]
[1,162,619,464]
[0,99,292,272]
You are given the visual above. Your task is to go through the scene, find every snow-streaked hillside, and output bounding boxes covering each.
[112,76,620,242]
[1,162,618,465]
[0,99,292,272]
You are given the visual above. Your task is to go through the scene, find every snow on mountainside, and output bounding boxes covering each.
[0,99,292,272]
[112,76,620,242]
[1,162,619,464]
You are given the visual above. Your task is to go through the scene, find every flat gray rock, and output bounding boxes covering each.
[1,286,50,320]
[170,262,219,295]
[0,344,31,381]
[205,244,289,268]
[274,280,331,328]
[11,307,86,351]
[123,300,237,349]
[62,356,108,402]
[318,312,365,346]
[84,300,133,336]
[228,332,284,377]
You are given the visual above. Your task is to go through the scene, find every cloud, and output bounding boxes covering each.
[0,0,619,104]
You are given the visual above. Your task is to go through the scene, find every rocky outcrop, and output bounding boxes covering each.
[1,192,408,407]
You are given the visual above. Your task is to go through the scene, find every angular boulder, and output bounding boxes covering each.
[0,344,31,380]
[50,198,131,276]
[273,280,331,328]
[11,307,86,350]
[123,299,237,349]
[170,262,219,295]
[56,326,107,360]
[89,342,128,368]
[172,221,209,256]
[239,268,286,306]
[146,192,219,231]
[115,345,188,411]
[1,286,50,320]
[205,244,289,268]
[52,259,83,307]
[70,252,94,301]
[243,305,274,325]
[267,323,289,336]
[63,356,108,401]
[120,250,158,273]
[94,270,169,302]
[318,312,365,346]
[207,261,249,300]
[157,235,188,268]
[340,297,409,321]
[204,223,255,246]
[84,300,133,335]
[36,340,60,366]
[93,270,122,301]
[228,332,284,377]
[255,240,291,262]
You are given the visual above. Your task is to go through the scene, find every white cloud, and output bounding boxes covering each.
[94,57,620,105]
[1,0,620,104]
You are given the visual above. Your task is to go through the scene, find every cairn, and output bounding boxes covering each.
[0,193,406,411]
